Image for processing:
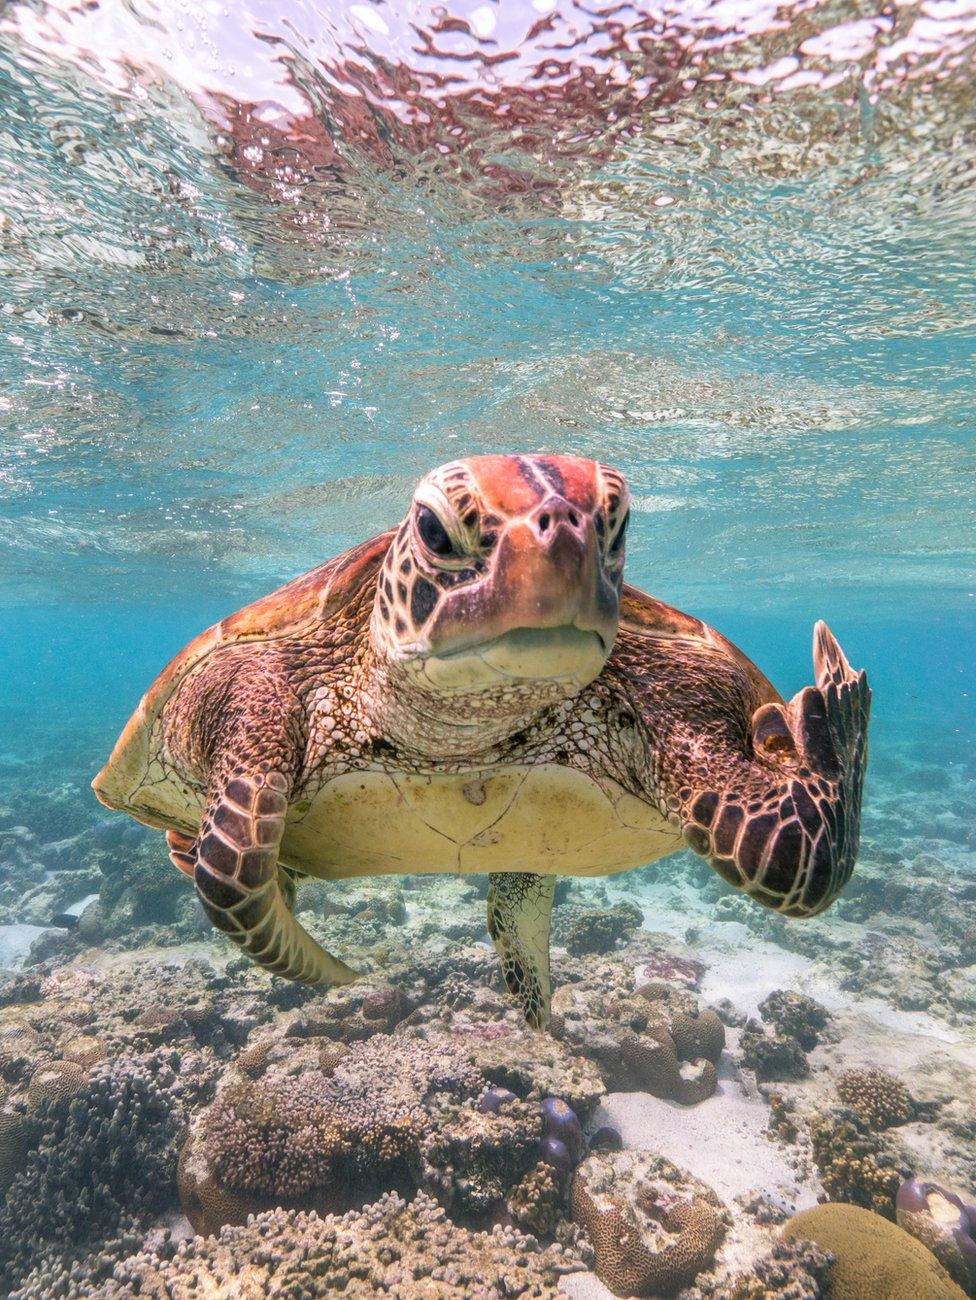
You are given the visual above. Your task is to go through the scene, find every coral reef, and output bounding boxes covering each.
[181,1030,590,1235]
[556,902,644,956]
[809,1107,910,1219]
[782,1203,968,1299]
[836,1067,913,1129]
[466,1028,605,1120]
[52,1192,588,1298]
[550,974,724,1106]
[739,1019,810,1082]
[896,1178,976,1293]
[687,1239,834,1299]
[0,1052,185,1294]
[571,1149,725,1297]
[758,990,831,1051]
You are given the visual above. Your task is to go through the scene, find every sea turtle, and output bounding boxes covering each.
[93,455,870,1028]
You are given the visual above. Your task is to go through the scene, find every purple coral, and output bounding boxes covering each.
[539,1136,573,1185]
[478,1086,518,1113]
[896,1178,976,1285]
[540,1097,583,1163]
[642,952,704,990]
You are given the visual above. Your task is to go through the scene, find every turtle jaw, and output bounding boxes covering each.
[418,625,611,693]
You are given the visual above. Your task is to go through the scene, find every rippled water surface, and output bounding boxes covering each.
[0,1,975,1293]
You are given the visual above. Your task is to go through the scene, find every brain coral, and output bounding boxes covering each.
[836,1067,913,1129]
[26,1060,88,1111]
[551,979,723,1107]
[782,1203,968,1299]
[99,1190,588,1298]
[0,1110,34,1199]
[572,1149,725,1297]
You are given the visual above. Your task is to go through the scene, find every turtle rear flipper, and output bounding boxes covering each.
[487,872,555,1030]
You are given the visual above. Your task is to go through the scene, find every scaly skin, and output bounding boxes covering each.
[101,454,870,1026]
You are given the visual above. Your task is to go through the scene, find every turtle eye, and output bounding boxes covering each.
[416,505,458,558]
[609,510,629,555]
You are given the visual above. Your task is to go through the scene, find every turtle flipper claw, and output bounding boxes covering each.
[791,622,870,788]
[166,830,196,878]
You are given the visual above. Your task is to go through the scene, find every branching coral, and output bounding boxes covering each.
[96,1191,588,1298]
[508,1160,563,1236]
[0,1052,184,1294]
[836,1067,913,1130]
[810,1108,910,1219]
[419,1100,541,1215]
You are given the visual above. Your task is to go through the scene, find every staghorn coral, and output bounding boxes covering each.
[0,1052,185,1294]
[571,1150,725,1297]
[91,1190,587,1298]
[896,1178,976,1292]
[782,1203,968,1299]
[836,1067,913,1129]
[810,1108,910,1220]
[758,990,831,1051]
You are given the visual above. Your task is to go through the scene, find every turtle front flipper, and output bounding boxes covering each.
[487,872,555,1030]
[677,621,870,918]
[194,767,358,987]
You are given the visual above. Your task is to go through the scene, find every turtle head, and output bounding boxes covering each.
[371,455,629,725]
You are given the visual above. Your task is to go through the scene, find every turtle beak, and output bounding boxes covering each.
[427,494,620,660]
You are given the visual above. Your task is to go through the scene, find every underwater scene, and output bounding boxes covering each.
[1,0,975,1296]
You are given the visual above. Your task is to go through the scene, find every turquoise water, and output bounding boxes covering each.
[0,2,975,1295]
[1,4,973,786]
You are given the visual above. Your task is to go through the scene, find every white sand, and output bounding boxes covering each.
[0,922,49,967]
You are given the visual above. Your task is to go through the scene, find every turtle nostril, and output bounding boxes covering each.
[567,509,580,528]
[538,511,551,534]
